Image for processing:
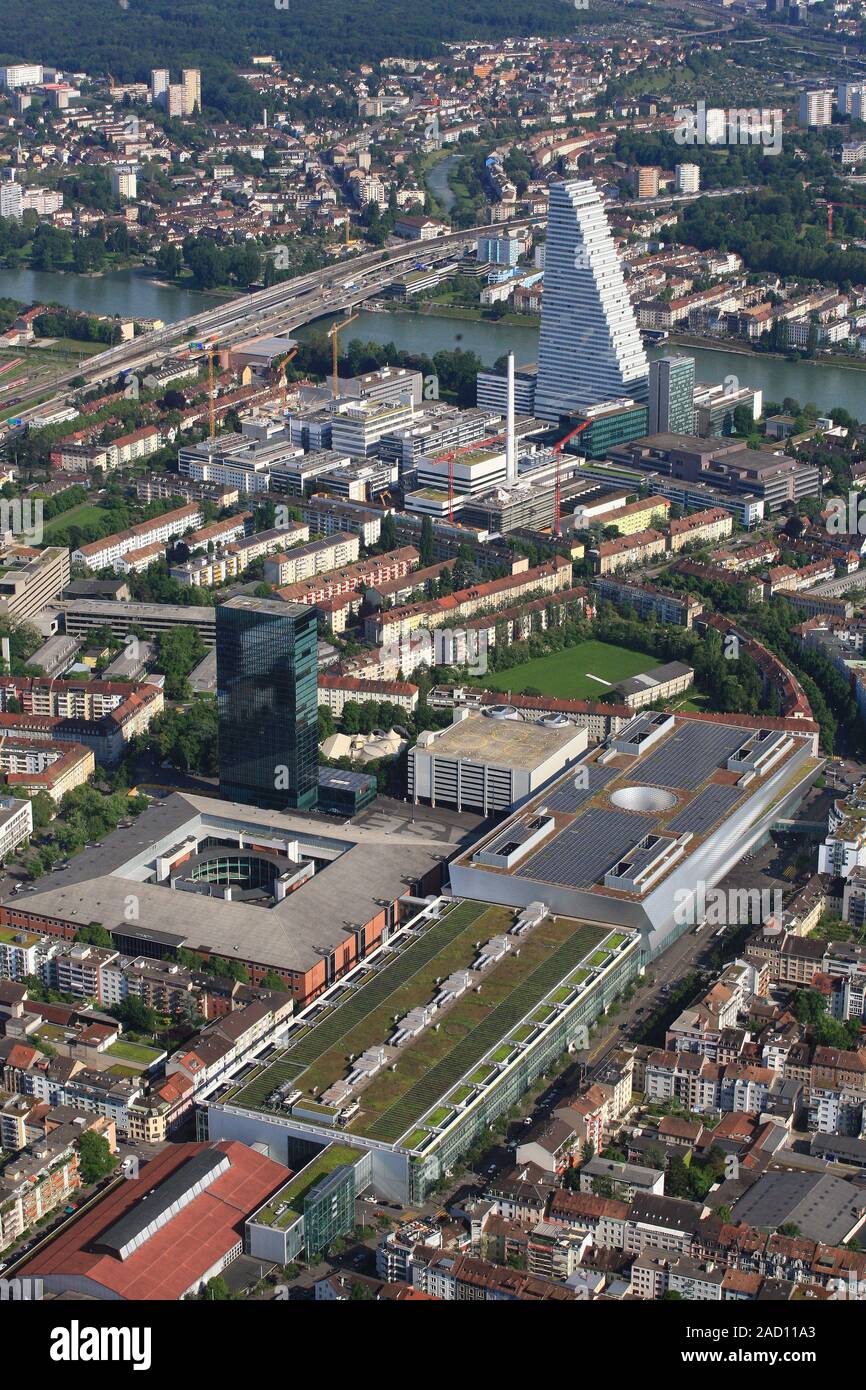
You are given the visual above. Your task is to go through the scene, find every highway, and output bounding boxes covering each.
[4,220,514,421]
[3,183,758,427]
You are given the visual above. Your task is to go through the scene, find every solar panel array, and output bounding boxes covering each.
[516,808,645,889]
[542,762,618,815]
[666,782,744,837]
[630,721,749,791]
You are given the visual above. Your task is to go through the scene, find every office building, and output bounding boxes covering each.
[566,398,649,459]
[0,547,70,621]
[217,597,318,812]
[476,363,538,416]
[534,180,648,421]
[693,380,762,438]
[476,236,520,266]
[648,356,695,435]
[0,65,43,90]
[799,90,833,127]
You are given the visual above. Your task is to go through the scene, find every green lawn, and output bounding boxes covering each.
[474,641,656,700]
[107,1040,163,1066]
[42,502,106,540]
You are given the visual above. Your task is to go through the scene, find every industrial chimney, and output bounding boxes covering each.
[506,352,516,483]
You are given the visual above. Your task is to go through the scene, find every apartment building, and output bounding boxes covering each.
[49,943,121,1004]
[0,547,70,621]
[591,528,667,575]
[110,425,162,466]
[667,507,733,552]
[605,496,670,536]
[0,739,95,802]
[301,496,382,548]
[73,502,202,572]
[367,556,574,646]
[593,577,703,627]
[317,675,419,718]
[186,511,253,551]
[263,532,361,587]
[0,926,55,981]
[0,796,33,859]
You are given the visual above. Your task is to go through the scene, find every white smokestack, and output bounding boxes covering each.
[506,352,516,483]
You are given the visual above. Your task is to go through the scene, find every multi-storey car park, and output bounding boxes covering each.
[205,896,641,1206]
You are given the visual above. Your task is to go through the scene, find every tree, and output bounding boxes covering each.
[78,1130,117,1185]
[793,989,827,1028]
[260,970,287,990]
[111,996,159,1035]
[419,516,435,567]
[202,1276,231,1300]
[76,924,113,948]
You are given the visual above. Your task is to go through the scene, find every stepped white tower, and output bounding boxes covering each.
[534,179,648,421]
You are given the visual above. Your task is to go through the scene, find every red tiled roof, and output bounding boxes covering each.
[21,1140,290,1300]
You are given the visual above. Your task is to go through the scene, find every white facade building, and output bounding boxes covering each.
[534,180,648,420]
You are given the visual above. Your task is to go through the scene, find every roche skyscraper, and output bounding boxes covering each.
[534,180,648,422]
[216,596,318,811]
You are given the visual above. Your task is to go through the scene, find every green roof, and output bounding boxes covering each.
[253,1143,360,1227]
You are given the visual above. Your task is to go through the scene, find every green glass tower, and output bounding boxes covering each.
[216,596,318,811]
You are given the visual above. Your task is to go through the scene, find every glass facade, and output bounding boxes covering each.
[216,597,318,811]
[407,942,642,1203]
[569,404,650,459]
[303,1164,356,1257]
[648,356,695,435]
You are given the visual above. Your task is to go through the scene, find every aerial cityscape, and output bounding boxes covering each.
[2,0,866,1349]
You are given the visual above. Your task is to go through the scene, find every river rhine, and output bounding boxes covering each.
[297,308,866,419]
[0,264,863,416]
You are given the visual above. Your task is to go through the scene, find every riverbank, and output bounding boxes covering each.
[379,299,540,329]
[299,306,866,416]
[0,266,223,325]
[668,332,866,376]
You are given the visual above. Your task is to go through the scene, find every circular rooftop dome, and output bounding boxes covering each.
[610,785,678,814]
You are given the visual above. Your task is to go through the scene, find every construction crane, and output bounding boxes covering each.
[274,347,298,411]
[432,431,506,523]
[192,336,220,438]
[551,419,591,535]
[328,312,359,398]
[823,200,866,239]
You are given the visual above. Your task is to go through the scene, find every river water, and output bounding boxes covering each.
[1,261,863,415]
[426,154,461,214]
[0,266,223,323]
[297,308,866,418]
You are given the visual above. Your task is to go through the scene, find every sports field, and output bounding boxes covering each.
[475,640,656,700]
